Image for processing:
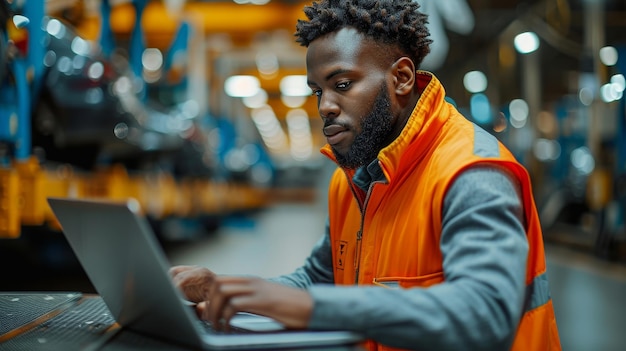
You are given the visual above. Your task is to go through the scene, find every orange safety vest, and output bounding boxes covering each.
[321,72,561,351]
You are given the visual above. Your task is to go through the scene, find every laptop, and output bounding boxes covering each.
[47,197,363,350]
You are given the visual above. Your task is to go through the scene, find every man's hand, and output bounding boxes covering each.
[200,276,313,330]
[170,265,216,303]
[170,266,314,331]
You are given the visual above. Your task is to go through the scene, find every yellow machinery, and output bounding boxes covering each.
[0,157,268,238]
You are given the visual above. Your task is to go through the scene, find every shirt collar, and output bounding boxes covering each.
[353,159,386,191]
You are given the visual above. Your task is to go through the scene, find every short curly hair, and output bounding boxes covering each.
[295,0,432,69]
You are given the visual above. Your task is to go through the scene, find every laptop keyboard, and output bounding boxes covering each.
[198,320,252,334]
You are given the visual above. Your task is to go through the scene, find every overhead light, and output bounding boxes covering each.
[46,18,65,39]
[463,70,487,93]
[224,75,261,97]
[251,106,288,153]
[601,83,623,103]
[571,147,594,175]
[509,99,529,129]
[87,61,104,81]
[599,46,618,66]
[280,75,312,97]
[71,37,91,56]
[533,138,561,162]
[234,0,271,4]
[611,74,625,92]
[12,15,29,29]
[243,89,268,108]
[514,32,539,54]
[281,95,307,108]
[164,0,186,14]
[286,109,313,161]
[142,48,163,71]
[256,51,279,77]
[180,100,200,119]
[578,87,594,106]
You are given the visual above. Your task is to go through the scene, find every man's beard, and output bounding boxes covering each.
[332,85,394,169]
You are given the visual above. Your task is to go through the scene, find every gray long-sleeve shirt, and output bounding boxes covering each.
[271,165,529,351]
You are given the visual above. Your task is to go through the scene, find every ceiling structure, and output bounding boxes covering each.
[46,0,626,162]
[48,0,626,88]
[51,0,625,108]
[437,0,626,106]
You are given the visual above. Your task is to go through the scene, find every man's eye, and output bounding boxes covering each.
[312,90,322,97]
[336,81,351,90]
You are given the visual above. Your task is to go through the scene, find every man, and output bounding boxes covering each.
[170,1,561,350]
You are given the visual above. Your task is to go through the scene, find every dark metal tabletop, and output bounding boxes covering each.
[0,292,363,351]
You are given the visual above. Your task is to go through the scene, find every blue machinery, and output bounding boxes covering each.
[1,0,192,162]
[0,1,269,238]
[0,0,44,162]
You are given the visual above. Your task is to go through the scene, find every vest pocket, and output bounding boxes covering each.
[373,271,445,289]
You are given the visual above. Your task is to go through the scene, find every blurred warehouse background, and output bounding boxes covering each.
[0,0,625,349]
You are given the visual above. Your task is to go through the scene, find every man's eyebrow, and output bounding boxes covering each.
[325,68,351,81]
[308,68,352,87]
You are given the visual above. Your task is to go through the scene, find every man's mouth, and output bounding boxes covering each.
[323,125,348,145]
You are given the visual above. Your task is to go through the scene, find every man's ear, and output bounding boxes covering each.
[392,57,416,96]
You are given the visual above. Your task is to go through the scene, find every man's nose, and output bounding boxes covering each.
[318,94,340,119]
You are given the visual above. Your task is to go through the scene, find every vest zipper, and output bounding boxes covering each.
[353,176,386,285]
[354,230,363,285]
[345,161,387,286]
